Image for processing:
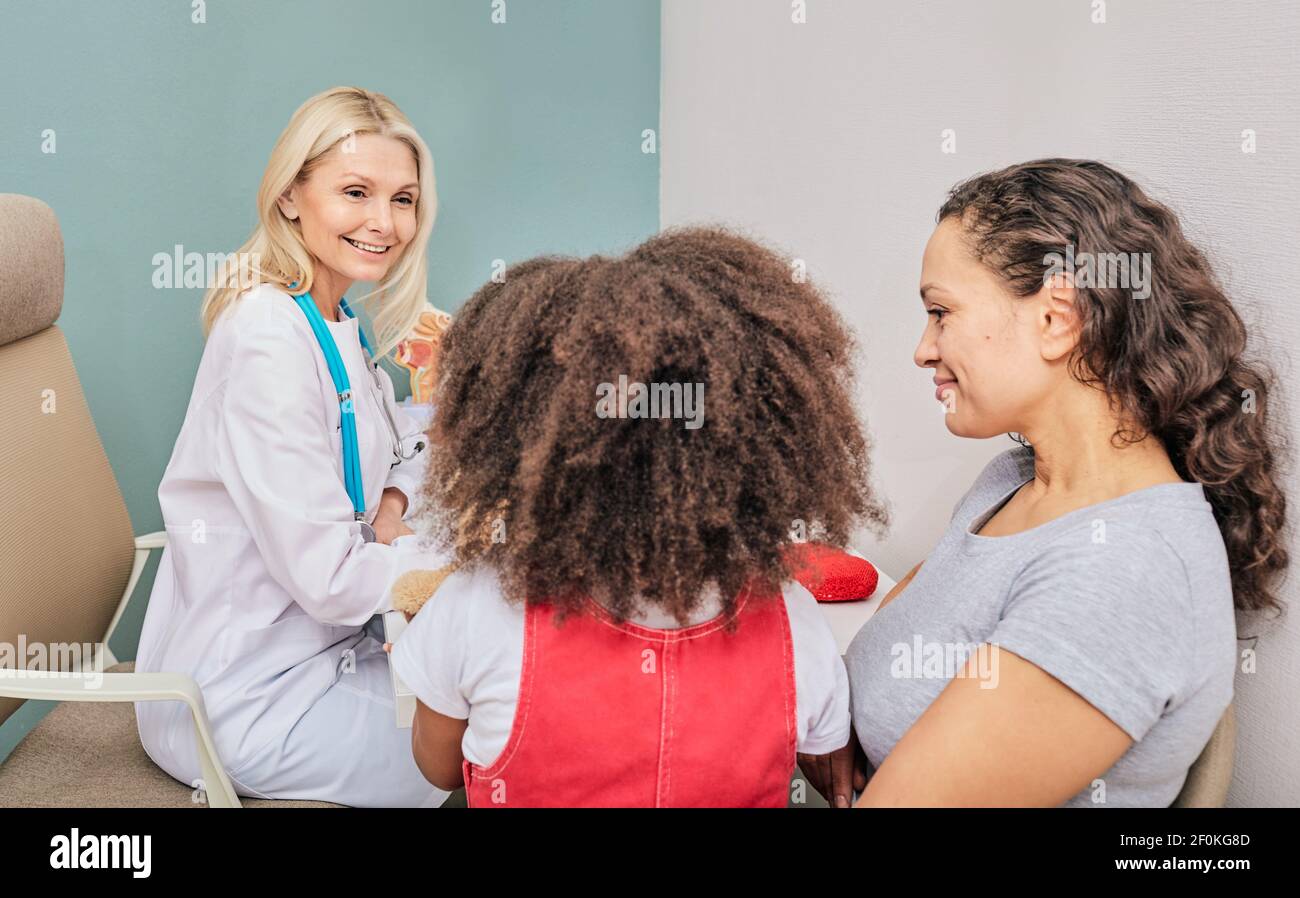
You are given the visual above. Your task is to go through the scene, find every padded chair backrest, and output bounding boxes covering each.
[0,194,134,728]
[1170,703,1236,808]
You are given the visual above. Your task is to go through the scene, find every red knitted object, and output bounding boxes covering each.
[786,542,879,603]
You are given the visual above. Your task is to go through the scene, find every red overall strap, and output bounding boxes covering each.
[463,587,797,807]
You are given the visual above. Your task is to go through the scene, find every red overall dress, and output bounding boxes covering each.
[462,586,797,807]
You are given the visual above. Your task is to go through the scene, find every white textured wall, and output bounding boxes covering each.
[661,0,1299,806]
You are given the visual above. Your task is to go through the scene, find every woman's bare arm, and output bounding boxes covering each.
[854,645,1133,806]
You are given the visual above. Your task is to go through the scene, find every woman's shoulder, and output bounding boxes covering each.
[1014,512,1235,677]
[206,283,322,375]
[1030,478,1228,599]
[950,444,1035,523]
[1029,518,1194,588]
[210,280,304,340]
[180,284,310,409]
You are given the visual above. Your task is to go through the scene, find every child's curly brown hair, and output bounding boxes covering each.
[412,225,889,624]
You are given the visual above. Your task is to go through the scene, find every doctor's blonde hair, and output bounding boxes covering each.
[200,86,437,358]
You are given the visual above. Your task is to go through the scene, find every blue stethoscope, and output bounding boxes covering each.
[288,285,423,543]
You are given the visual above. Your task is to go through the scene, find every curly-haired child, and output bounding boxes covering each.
[389,226,889,807]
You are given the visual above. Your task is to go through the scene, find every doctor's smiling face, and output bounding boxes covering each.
[915,216,1077,439]
[275,132,419,314]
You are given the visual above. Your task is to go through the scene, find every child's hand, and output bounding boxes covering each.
[382,611,417,653]
[798,729,869,807]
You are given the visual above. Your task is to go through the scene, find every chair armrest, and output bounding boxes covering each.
[0,668,241,808]
[0,669,199,703]
[134,531,167,551]
[102,531,169,661]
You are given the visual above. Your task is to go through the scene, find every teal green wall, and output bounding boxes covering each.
[0,0,659,762]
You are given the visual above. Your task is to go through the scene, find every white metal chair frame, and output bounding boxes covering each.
[0,531,242,807]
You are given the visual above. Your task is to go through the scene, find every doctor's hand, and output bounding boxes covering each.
[798,728,869,808]
[372,488,415,545]
[373,510,414,545]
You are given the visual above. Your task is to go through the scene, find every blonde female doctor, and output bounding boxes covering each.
[135,87,449,807]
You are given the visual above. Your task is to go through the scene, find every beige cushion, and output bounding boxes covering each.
[0,326,136,729]
[1170,703,1235,808]
[0,194,63,347]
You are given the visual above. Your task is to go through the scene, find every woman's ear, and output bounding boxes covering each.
[1036,273,1082,363]
[276,185,300,222]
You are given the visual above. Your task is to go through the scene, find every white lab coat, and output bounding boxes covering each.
[135,283,448,807]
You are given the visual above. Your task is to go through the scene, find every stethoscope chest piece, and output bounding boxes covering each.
[359,520,377,544]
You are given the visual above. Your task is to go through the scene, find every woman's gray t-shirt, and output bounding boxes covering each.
[844,445,1236,807]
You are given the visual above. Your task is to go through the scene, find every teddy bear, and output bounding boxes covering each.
[391,565,458,617]
[388,499,508,617]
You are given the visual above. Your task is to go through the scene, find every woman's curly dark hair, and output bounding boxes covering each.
[413,226,889,624]
[939,159,1290,617]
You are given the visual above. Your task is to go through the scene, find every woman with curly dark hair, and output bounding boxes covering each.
[833,159,1289,808]
[389,226,890,806]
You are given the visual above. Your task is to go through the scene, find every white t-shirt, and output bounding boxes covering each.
[390,565,851,767]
